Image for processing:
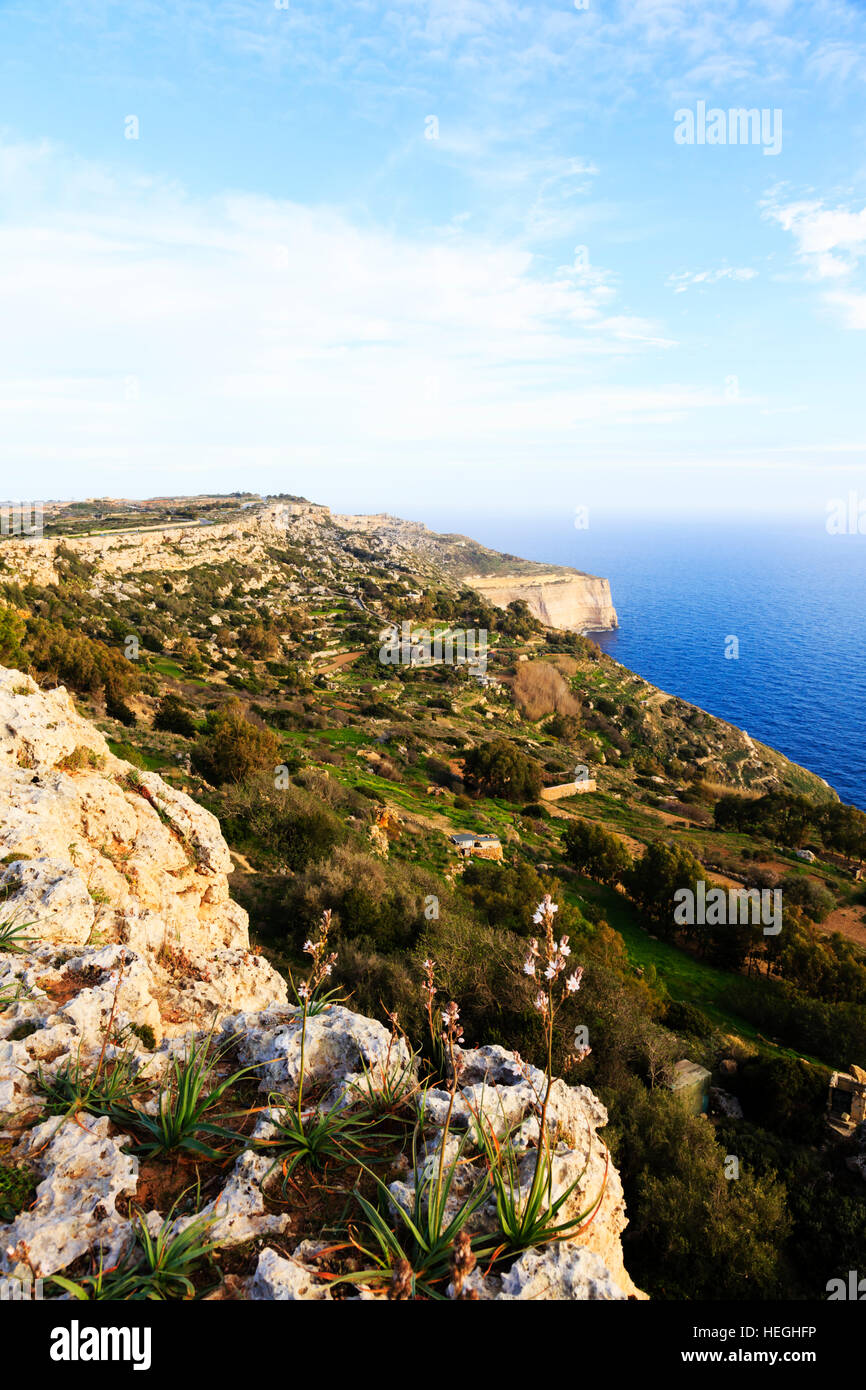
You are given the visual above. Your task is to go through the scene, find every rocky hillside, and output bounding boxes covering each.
[0,668,641,1300]
[0,499,616,634]
[330,512,618,632]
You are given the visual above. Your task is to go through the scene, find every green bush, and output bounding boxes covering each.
[462,738,542,803]
[192,700,281,785]
[563,819,631,885]
[623,839,705,938]
[663,1000,715,1039]
[153,693,198,738]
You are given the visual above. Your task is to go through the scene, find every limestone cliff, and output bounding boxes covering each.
[466,570,617,633]
[0,668,641,1300]
[0,500,616,636]
[331,511,618,632]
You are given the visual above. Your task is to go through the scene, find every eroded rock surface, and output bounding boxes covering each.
[0,669,641,1300]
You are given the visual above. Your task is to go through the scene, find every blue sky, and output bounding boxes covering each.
[1,0,866,523]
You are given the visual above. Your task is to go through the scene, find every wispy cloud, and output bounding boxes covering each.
[763,194,866,279]
[763,190,866,328]
[666,266,758,292]
[0,137,685,482]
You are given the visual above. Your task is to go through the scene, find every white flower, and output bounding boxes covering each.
[533,991,548,1014]
[566,969,583,993]
[558,938,571,957]
[523,958,536,976]
[544,961,557,980]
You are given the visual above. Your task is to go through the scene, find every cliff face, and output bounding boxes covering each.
[332,512,618,632]
[0,506,305,589]
[466,571,617,633]
[0,502,616,637]
[0,668,641,1301]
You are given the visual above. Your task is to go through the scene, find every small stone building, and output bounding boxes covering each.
[667,1059,712,1116]
[827,1065,866,1133]
[449,831,503,862]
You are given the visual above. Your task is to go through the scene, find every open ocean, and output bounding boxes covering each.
[425,515,866,811]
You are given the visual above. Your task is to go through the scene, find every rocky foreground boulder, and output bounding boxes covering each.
[0,667,641,1300]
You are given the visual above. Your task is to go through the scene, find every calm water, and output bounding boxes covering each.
[426,515,866,810]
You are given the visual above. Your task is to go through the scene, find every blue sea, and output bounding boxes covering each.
[426,515,866,811]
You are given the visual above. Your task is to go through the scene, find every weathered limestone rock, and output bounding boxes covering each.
[175,1148,291,1248]
[223,1001,411,1098]
[251,1245,334,1301]
[0,665,286,1033]
[482,1243,631,1300]
[0,668,642,1300]
[3,1114,138,1278]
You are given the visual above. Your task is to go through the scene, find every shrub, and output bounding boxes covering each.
[512,662,579,722]
[663,1000,715,1039]
[288,849,428,953]
[735,1056,828,1143]
[563,819,631,885]
[0,606,26,667]
[462,860,565,934]
[153,693,198,738]
[462,739,542,803]
[216,774,346,871]
[191,699,281,785]
[779,874,835,923]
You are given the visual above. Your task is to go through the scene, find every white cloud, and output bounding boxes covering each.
[763,195,866,278]
[824,290,866,329]
[763,191,866,328]
[666,266,758,292]
[0,137,690,487]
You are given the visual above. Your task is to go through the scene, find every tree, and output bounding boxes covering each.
[237,621,280,660]
[191,699,281,785]
[0,605,25,667]
[623,839,705,939]
[462,739,542,802]
[610,1079,790,1299]
[562,818,631,885]
[153,693,198,738]
[820,802,866,866]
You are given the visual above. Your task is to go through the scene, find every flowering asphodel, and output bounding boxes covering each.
[525,898,585,1023]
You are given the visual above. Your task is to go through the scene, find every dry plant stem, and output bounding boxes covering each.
[435,1028,458,1210]
[95,950,126,1082]
[535,1001,555,1202]
[297,997,309,1124]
